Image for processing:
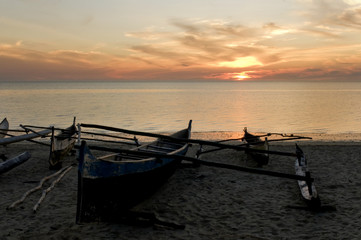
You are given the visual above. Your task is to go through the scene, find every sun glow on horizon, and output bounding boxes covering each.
[234,74,250,81]
[216,56,263,68]
[232,71,257,81]
[206,71,255,81]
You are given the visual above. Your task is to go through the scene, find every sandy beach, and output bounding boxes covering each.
[1,132,361,239]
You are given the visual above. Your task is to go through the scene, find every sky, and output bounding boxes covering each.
[1,0,361,82]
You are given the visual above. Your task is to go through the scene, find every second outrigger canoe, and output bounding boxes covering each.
[76,120,192,223]
[243,127,269,166]
[49,118,77,170]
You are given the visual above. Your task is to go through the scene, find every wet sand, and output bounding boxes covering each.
[1,132,361,239]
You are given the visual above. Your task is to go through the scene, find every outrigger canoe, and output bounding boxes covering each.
[295,144,320,209]
[76,120,192,223]
[243,127,269,166]
[49,118,77,170]
[0,118,9,139]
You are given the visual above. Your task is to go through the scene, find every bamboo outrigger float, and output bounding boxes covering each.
[0,128,52,146]
[0,152,31,175]
[295,144,320,209]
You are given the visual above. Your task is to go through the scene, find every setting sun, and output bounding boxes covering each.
[217,57,263,68]
[234,74,250,81]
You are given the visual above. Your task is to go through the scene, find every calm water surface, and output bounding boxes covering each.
[1,81,361,134]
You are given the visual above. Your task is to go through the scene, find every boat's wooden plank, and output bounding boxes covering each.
[79,137,139,146]
[147,145,177,151]
[157,140,184,147]
[115,154,145,160]
[137,148,171,154]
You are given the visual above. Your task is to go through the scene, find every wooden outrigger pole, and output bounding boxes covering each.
[1,132,50,146]
[0,129,52,146]
[75,144,313,183]
[80,123,297,157]
[21,124,140,146]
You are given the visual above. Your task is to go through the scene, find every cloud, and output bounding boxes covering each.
[3,1,361,82]
[338,6,361,28]
[127,19,281,70]
[0,42,116,81]
[299,27,342,38]
[297,0,361,31]
[81,15,94,26]
[172,19,259,39]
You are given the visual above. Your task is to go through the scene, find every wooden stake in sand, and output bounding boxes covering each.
[7,165,72,210]
[33,166,73,213]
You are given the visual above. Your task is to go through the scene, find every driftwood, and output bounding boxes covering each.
[33,166,73,212]
[7,165,72,210]
[0,152,31,175]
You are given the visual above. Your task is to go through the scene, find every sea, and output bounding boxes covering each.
[1,81,361,135]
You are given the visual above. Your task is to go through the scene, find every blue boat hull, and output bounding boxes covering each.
[77,153,183,222]
[76,121,191,223]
